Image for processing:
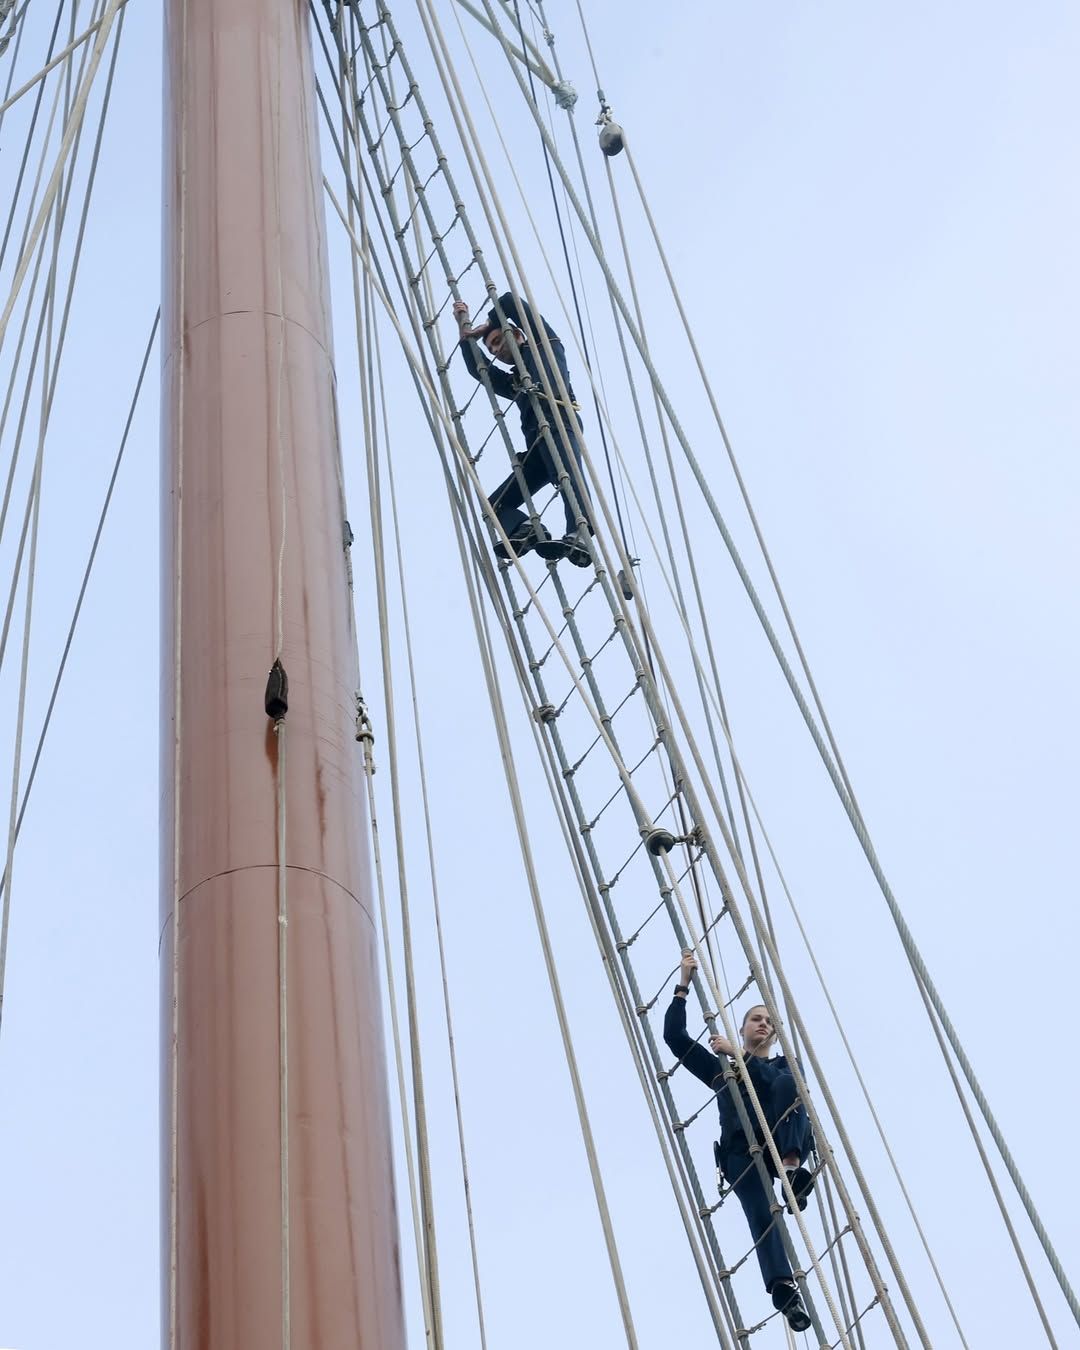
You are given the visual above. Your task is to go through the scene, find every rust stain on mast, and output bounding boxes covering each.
[161,0,406,1344]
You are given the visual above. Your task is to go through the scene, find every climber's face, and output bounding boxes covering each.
[484,325,523,364]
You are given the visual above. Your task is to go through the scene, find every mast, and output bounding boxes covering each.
[160,0,406,1343]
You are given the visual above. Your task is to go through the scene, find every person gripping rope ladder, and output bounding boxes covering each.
[663,949,816,1334]
[454,292,593,566]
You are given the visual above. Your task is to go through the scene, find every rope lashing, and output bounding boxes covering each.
[552,78,576,110]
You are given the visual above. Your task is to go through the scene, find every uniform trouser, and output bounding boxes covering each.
[718,1070,813,1292]
[488,425,592,539]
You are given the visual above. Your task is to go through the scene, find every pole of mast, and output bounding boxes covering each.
[160,0,406,1343]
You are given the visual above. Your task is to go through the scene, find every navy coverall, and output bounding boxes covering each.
[663,995,813,1292]
[459,292,592,539]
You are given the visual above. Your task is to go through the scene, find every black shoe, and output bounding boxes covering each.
[770,1280,812,1333]
[783,1165,815,1214]
[494,523,550,561]
[535,532,591,567]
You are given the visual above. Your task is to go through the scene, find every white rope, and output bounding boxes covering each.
[319,121,736,1337]
[322,13,928,1339]
[0,0,125,582]
[544,51,860,1319]
[450,482,743,1346]
[358,724,438,1342]
[357,259,446,1349]
[585,416,972,1345]
[0,0,31,134]
[316,56,633,1332]
[0,0,73,277]
[0,237,56,551]
[0,199,52,1038]
[0,0,122,353]
[329,21,851,1330]
[447,0,741,986]
[366,15,860,1335]
[325,174,643,1349]
[324,24,440,1337]
[373,310,489,1349]
[353,107,448,1350]
[0,2,129,121]
[451,0,555,86]
[168,0,192,1334]
[0,1,103,506]
[463,29,955,1322]
[0,309,159,902]
[459,5,1078,1330]
[0,0,126,1012]
[267,13,291,1339]
[325,176,850,1344]
[273,717,291,1346]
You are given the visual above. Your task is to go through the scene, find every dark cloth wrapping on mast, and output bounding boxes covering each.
[459,292,593,538]
[663,994,813,1293]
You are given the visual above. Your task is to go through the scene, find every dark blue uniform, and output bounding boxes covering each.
[663,995,812,1292]
[459,292,592,539]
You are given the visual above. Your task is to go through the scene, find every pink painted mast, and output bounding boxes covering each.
[160,0,406,1343]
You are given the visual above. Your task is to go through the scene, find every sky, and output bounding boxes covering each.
[0,2,1077,1348]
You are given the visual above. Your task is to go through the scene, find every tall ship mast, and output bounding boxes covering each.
[160,0,406,1341]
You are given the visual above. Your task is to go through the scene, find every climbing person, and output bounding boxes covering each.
[663,949,815,1334]
[453,292,593,567]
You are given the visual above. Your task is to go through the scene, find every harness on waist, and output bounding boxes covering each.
[513,374,581,414]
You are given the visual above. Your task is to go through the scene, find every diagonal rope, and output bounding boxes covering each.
[372,292,491,1350]
[325,175,855,1346]
[352,11,877,1336]
[325,18,891,1339]
[0,0,130,121]
[328,170,643,1349]
[0,308,159,905]
[462,5,1078,1328]
[0,0,124,352]
[0,10,130,1020]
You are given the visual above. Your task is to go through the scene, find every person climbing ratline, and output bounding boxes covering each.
[454,292,593,567]
[663,949,816,1335]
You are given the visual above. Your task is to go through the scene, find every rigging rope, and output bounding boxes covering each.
[353,8,911,1336]
[326,161,852,1340]
[311,5,934,1339]
[356,209,447,1350]
[0,0,122,351]
[371,289,491,1350]
[0,308,158,902]
[0,3,129,122]
[459,5,1079,1328]
[531,10,865,1330]
[326,173,642,1348]
[326,23,442,1336]
[0,197,49,1039]
[0,0,67,272]
[0,5,128,1031]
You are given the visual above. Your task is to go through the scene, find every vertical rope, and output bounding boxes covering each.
[168,0,191,1336]
[456,8,1078,1328]
[0,198,53,1039]
[269,7,290,1341]
[374,317,489,1350]
[325,177,641,1348]
[274,717,291,1348]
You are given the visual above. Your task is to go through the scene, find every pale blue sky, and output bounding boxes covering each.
[0,3,1076,1348]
